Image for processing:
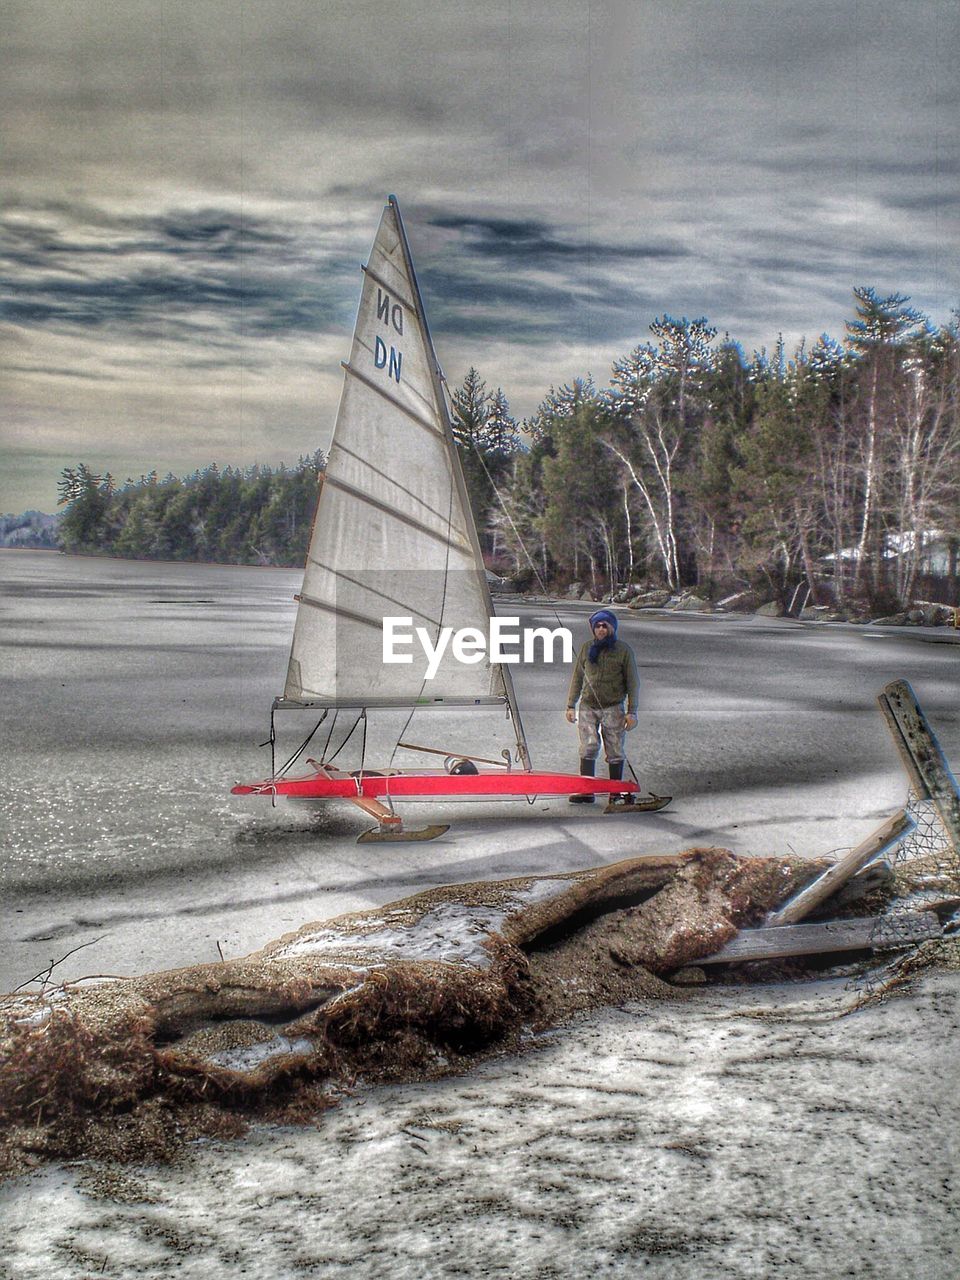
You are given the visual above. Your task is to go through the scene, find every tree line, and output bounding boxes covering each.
[56,286,959,609]
[455,288,959,611]
[57,453,325,566]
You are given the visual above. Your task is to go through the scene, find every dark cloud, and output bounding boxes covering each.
[1,203,355,342]
[3,364,112,382]
[1,0,956,511]
[4,203,293,257]
[428,215,686,265]
[888,191,960,213]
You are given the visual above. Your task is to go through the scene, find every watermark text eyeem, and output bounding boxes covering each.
[382,617,573,680]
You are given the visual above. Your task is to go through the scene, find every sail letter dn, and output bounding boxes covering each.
[374,336,402,383]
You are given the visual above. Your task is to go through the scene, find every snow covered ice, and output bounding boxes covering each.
[2,550,960,1277]
[3,976,959,1279]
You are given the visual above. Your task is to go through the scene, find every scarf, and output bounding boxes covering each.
[588,631,617,664]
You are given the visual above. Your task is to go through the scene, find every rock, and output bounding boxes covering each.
[907,609,925,624]
[628,589,672,609]
[565,582,584,599]
[923,605,951,626]
[756,600,785,617]
[716,590,759,613]
[871,613,908,626]
[673,594,710,612]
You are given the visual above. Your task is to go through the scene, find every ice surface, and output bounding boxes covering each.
[4,552,960,1275]
[7,552,960,994]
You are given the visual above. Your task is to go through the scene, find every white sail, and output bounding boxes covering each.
[283,199,511,712]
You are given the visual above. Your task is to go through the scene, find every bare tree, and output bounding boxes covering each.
[606,317,717,590]
[845,288,926,595]
[887,327,960,604]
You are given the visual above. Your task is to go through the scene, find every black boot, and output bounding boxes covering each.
[608,759,633,804]
[569,757,596,804]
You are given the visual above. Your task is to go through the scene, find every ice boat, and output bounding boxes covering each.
[233,198,668,839]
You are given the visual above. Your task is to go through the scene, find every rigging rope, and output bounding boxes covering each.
[325,710,366,765]
[358,708,368,779]
[274,709,329,779]
[321,708,339,762]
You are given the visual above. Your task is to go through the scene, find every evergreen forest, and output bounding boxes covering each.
[57,453,326,568]
[56,288,960,610]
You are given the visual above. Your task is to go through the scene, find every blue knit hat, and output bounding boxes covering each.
[589,609,618,633]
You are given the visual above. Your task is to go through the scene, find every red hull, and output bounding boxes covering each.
[232,768,637,800]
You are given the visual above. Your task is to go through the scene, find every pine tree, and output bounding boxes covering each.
[483,389,521,464]
[57,463,109,552]
[732,354,817,600]
[450,367,496,547]
[527,377,598,451]
[491,449,548,588]
[540,398,623,591]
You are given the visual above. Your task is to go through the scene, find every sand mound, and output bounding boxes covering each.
[0,846,849,1175]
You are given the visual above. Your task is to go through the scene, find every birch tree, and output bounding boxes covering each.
[887,323,960,603]
[606,317,717,589]
[845,288,926,594]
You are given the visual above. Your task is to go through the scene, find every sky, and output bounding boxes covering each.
[2,0,957,514]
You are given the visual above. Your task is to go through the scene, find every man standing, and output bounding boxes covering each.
[565,609,638,804]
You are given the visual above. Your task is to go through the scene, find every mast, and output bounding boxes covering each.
[387,196,531,770]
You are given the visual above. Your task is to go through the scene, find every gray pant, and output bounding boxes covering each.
[577,703,626,764]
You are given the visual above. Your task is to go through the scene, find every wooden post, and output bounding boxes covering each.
[700,911,940,964]
[878,679,960,853]
[877,690,930,799]
[767,810,914,926]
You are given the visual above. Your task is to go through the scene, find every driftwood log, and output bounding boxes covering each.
[0,845,880,1175]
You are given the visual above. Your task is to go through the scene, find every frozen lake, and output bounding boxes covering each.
[2,547,959,992]
[3,550,960,1278]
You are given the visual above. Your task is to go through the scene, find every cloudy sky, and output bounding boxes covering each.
[2,0,957,513]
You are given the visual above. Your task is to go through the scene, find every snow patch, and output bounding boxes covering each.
[272,878,570,968]
[206,1035,316,1072]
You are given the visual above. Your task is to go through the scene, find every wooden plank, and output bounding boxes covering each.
[699,911,941,965]
[309,761,403,828]
[877,691,930,798]
[767,810,914,926]
[348,792,402,826]
[880,679,960,852]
